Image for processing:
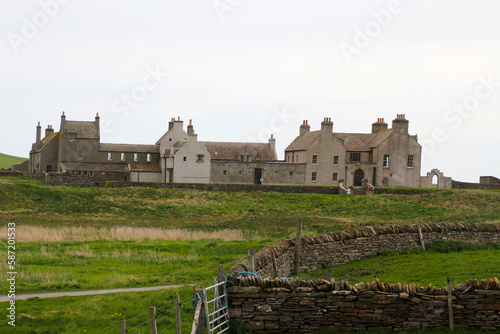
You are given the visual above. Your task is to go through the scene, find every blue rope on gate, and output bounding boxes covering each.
[238,271,260,278]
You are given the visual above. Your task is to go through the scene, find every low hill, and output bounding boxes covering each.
[0,152,27,169]
[0,181,498,237]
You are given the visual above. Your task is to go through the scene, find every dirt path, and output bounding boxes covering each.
[0,284,192,302]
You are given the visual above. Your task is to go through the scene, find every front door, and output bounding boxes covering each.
[167,168,173,183]
[354,169,364,186]
[254,168,262,185]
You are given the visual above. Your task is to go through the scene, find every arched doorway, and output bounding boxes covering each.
[432,174,439,188]
[354,169,364,186]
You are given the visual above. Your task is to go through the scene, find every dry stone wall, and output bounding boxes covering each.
[228,222,500,332]
[228,277,500,333]
[231,222,500,277]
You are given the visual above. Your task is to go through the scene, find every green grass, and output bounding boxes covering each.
[298,241,500,287]
[1,182,499,238]
[0,239,271,294]
[0,152,27,169]
[0,286,196,334]
[0,183,499,333]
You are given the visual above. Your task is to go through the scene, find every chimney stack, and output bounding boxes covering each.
[36,122,41,146]
[392,114,409,134]
[168,117,175,130]
[299,120,310,136]
[371,117,388,133]
[269,133,276,150]
[45,125,54,137]
[320,117,333,136]
[173,116,183,130]
[187,119,195,135]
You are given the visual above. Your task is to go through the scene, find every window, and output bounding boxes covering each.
[312,155,318,164]
[71,171,76,176]
[77,170,82,176]
[240,155,244,162]
[349,153,360,162]
[407,155,414,168]
[332,173,338,182]
[290,171,293,177]
[183,156,187,162]
[246,155,251,162]
[147,153,151,162]
[239,170,242,175]
[78,150,83,159]
[121,153,125,161]
[46,165,52,172]
[69,134,75,141]
[108,152,112,161]
[333,155,339,165]
[134,153,138,162]
[196,154,204,163]
[89,172,94,177]
[383,154,390,167]
[312,172,317,181]
[169,138,172,142]
[223,170,227,175]
[83,171,88,176]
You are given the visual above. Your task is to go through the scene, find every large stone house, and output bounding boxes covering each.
[30,113,284,185]
[284,115,422,187]
[29,112,427,187]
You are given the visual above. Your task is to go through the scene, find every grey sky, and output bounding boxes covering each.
[1,0,499,182]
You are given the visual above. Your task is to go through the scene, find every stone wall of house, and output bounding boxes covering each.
[231,222,500,278]
[228,277,500,333]
[228,222,500,332]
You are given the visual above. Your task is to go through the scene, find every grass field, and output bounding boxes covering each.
[1,181,499,238]
[298,241,500,287]
[0,152,27,169]
[0,181,499,333]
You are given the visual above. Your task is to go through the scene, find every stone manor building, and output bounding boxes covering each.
[29,113,425,187]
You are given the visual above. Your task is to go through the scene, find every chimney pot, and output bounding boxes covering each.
[177,116,180,121]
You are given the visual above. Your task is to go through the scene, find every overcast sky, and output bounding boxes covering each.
[1,0,499,182]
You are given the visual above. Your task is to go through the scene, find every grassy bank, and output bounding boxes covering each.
[1,182,499,238]
[0,152,26,169]
[298,241,500,286]
[0,238,270,293]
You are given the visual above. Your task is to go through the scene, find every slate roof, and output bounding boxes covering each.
[343,136,372,152]
[99,143,160,153]
[201,141,276,161]
[285,129,394,152]
[285,131,321,151]
[65,121,99,139]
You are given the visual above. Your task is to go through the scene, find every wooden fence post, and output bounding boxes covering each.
[175,295,181,334]
[248,249,255,273]
[447,277,454,332]
[120,320,126,334]
[272,252,278,277]
[194,287,205,334]
[418,227,425,250]
[150,306,157,334]
[294,220,303,275]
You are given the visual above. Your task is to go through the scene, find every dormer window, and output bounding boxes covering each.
[246,155,251,162]
[69,134,75,141]
[240,155,244,162]
[134,153,138,162]
[349,152,361,162]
